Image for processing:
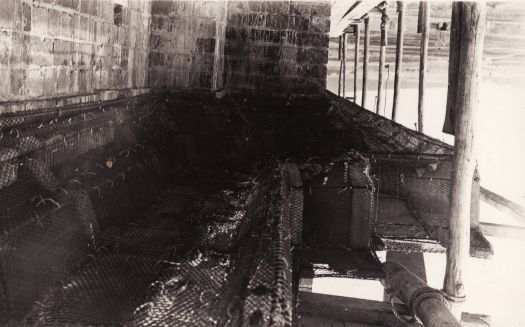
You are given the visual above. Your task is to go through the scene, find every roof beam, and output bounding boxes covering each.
[330,0,382,37]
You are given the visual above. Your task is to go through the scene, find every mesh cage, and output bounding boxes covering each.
[370,153,481,250]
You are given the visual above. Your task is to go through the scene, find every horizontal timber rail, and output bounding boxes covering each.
[383,262,461,327]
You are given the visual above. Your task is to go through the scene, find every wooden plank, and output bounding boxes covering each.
[330,0,383,37]
[362,17,370,108]
[480,186,525,223]
[444,2,487,300]
[392,1,405,122]
[480,222,525,240]
[298,291,409,326]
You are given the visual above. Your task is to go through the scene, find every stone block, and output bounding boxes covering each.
[280,46,298,61]
[310,16,330,33]
[194,1,218,18]
[196,37,216,53]
[10,68,26,96]
[249,29,284,43]
[26,69,44,97]
[288,15,309,31]
[0,0,16,29]
[81,0,91,14]
[28,36,54,66]
[290,1,311,16]
[151,0,173,15]
[56,67,69,94]
[48,9,60,36]
[0,69,9,98]
[22,2,31,32]
[297,48,328,64]
[0,31,11,65]
[53,39,74,66]
[43,67,57,97]
[32,6,48,35]
[61,13,73,38]
[10,33,29,66]
[266,14,288,30]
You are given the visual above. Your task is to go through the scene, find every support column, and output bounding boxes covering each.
[377,8,388,114]
[392,1,405,122]
[417,1,429,133]
[343,33,347,98]
[338,35,343,97]
[362,16,370,108]
[444,1,486,301]
[354,25,360,102]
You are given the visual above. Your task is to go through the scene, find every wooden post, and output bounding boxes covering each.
[443,2,462,134]
[383,262,462,327]
[392,1,405,122]
[417,1,429,133]
[417,1,426,33]
[342,33,347,98]
[338,35,343,97]
[377,9,388,114]
[362,16,370,108]
[354,24,360,102]
[444,1,486,301]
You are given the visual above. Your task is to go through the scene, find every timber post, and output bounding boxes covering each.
[338,35,343,97]
[354,24,360,102]
[392,1,405,122]
[383,262,461,327]
[417,1,429,133]
[377,6,388,114]
[343,32,347,98]
[444,1,487,301]
[362,16,370,108]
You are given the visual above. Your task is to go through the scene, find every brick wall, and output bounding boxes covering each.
[0,0,152,105]
[225,1,331,97]
[148,0,227,90]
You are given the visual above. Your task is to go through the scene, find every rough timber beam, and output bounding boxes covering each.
[298,291,410,326]
[330,0,382,37]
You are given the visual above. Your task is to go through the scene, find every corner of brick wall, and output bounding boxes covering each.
[224,1,331,97]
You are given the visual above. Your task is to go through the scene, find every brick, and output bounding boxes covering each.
[151,0,173,14]
[196,37,216,53]
[297,48,328,64]
[22,2,31,31]
[81,0,91,14]
[249,29,284,43]
[288,15,309,31]
[43,67,57,96]
[10,68,26,96]
[48,9,60,36]
[0,31,11,65]
[290,2,311,16]
[28,36,54,66]
[31,6,48,35]
[26,69,44,97]
[61,13,73,38]
[310,16,330,33]
[266,14,288,30]
[53,39,74,66]
[0,69,9,98]
[0,0,16,29]
[10,33,29,66]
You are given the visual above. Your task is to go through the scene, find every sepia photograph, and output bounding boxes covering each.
[0,0,523,326]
